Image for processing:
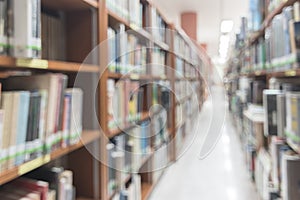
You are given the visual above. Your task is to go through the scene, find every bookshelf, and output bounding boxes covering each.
[226,0,300,199]
[0,0,208,199]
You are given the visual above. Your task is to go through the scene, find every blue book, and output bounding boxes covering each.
[15,91,30,166]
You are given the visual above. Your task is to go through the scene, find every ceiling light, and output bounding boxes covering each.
[220,20,234,33]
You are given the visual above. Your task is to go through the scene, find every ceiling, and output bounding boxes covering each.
[152,0,249,58]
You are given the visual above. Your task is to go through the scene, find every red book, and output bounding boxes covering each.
[11,178,49,200]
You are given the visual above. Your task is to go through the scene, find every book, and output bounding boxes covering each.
[12,0,41,58]
[281,152,300,200]
[11,178,49,200]
[3,73,68,152]
[1,91,30,170]
[0,0,8,55]
[263,89,283,136]
[285,92,300,147]
[65,88,83,145]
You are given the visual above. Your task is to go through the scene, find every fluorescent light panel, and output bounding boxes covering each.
[220,20,234,33]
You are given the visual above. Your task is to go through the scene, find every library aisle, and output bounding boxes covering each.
[149,86,259,200]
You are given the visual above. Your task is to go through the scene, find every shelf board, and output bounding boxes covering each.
[41,0,98,11]
[174,53,196,66]
[0,56,99,73]
[107,10,152,42]
[0,130,100,186]
[249,0,298,44]
[241,68,300,78]
[107,72,168,81]
[108,112,150,138]
[153,40,170,51]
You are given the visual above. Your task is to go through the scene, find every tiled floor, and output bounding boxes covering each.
[149,87,259,200]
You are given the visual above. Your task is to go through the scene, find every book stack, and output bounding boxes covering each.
[281,151,300,200]
[107,123,151,195]
[107,25,147,75]
[151,48,166,77]
[106,0,129,21]
[107,79,144,130]
[41,12,66,61]
[175,80,190,101]
[255,148,271,200]
[128,0,143,28]
[112,174,142,200]
[0,73,83,172]
[174,33,186,58]
[0,167,75,200]
[249,0,266,31]
[175,57,184,77]
[151,7,166,43]
[152,143,168,183]
[0,0,41,58]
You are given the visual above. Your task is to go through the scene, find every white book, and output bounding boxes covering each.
[13,0,41,58]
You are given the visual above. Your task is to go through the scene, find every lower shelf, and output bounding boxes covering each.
[0,130,100,186]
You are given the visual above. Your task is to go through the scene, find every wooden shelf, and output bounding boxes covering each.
[249,0,298,44]
[107,72,168,81]
[0,130,100,186]
[0,56,99,73]
[108,10,152,42]
[41,0,98,11]
[174,53,196,66]
[153,40,170,51]
[241,68,300,78]
[107,9,169,50]
[108,112,150,138]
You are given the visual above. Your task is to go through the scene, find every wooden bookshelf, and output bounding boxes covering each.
[0,0,208,199]
[0,130,100,186]
[0,56,99,73]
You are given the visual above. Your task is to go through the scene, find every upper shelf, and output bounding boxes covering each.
[249,0,298,44]
[0,56,99,73]
[41,0,98,11]
[241,67,300,78]
[0,130,100,186]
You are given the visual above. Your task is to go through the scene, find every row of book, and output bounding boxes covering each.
[107,122,151,196]
[0,73,83,172]
[112,174,142,200]
[107,79,171,131]
[107,110,170,196]
[107,79,144,130]
[107,25,148,75]
[255,137,300,200]
[0,0,41,58]
[174,32,199,64]
[241,3,300,73]
[106,0,143,28]
[0,167,75,200]
[41,12,66,61]
[175,80,192,101]
[150,7,167,43]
